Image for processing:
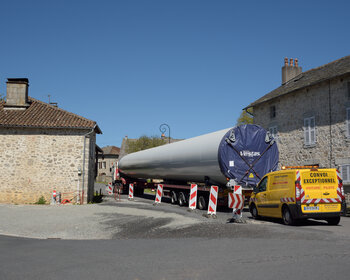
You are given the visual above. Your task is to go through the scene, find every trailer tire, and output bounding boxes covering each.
[135,188,144,196]
[178,192,186,207]
[198,196,207,210]
[171,191,177,204]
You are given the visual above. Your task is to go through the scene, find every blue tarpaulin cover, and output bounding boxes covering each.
[218,124,279,187]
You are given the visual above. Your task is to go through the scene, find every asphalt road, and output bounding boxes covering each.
[0,193,349,279]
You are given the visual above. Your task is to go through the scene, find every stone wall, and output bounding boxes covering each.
[0,127,96,204]
[253,74,350,187]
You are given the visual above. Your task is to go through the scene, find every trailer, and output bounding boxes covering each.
[115,124,279,209]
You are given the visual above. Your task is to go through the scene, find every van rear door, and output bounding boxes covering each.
[300,169,341,213]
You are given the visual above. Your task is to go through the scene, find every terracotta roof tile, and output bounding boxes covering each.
[0,97,102,133]
[102,146,120,155]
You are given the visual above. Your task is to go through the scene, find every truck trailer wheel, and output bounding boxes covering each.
[171,191,177,204]
[198,196,207,210]
[135,188,144,196]
[326,216,340,225]
[178,192,186,207]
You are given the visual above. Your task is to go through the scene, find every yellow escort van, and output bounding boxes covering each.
[249,166,346,225]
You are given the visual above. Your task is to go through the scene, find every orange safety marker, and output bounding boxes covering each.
[207,186,218,215]
[189,184,197,210]
[106,183,113,195]
[229,185,244,220]
[154,184,163,204]
[51,189,57,205]
[128,184,134,199]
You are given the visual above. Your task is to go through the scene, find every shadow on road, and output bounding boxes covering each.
[247,216,337,227]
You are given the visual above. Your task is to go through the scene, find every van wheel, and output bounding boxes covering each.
[326,216,340,225]
[282,206,295,226]
[178,192,186,207]
[198,196,207,210]
[250,204,260,219]
[171,191,177,204]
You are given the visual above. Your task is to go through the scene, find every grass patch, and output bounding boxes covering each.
[144,188,155,194]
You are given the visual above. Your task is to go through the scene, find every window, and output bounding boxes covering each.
[304,116,316,145]
[102,162,106,169]
[347,108,350,138]
[269,126,278,139]
[341,165,350,184]
[98,162,102,169]
[258,177,268,192]
[270,105,276,119]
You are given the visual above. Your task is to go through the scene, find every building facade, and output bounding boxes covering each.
[97,145,120,183]
[0,78,102,204]
[245,56,350,190]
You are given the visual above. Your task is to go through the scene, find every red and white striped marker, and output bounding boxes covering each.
[154,184,163,204]
[106,183,113,195]
[189,184,197,210]
[51,189,57,205]
[230,185,244,219]
[207,186,218,215]
[228,193,244,209]
[128,184,134,199]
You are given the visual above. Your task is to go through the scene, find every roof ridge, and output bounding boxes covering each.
[245,54,350,109]
[298,54,350,76]
[28,97,97,125]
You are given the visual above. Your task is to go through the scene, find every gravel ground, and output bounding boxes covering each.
[1,193,349,241]
[0,195,204,239]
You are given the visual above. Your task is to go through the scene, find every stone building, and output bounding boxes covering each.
[245,55,350,190]
[97,145,120,183]
[0,78,102,204]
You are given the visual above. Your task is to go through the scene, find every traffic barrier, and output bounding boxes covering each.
[51,190,57,205]
[60,191,81,204]
[128,184,134,199]
[189,184,197,210]
[57,192,61,205]
[230,185,244,220]
[106,183,113,195]
[228,193,244,209]
[154,184,163,204]
[207,186,218,215]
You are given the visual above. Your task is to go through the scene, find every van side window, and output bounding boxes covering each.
[258,177,268,192]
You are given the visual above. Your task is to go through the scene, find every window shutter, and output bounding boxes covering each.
[304,118,310,145]
[341,165,349,183]
[347,108,350,137]
[310,117,316,144]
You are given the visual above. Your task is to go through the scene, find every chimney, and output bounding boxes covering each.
[5,78,30,109]
[281,58,302,85]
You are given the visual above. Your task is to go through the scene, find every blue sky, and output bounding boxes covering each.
[0,0,349,147]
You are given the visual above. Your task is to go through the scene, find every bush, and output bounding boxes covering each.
[35,195,47,205]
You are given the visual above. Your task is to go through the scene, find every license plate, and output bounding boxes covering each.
[304,206,319,211]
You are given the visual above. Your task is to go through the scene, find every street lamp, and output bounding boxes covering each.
[159,123,171,144]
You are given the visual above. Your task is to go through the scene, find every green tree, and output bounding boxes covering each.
[236,108,253,126]
[0,93,4,101]
[126,135,167,154]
